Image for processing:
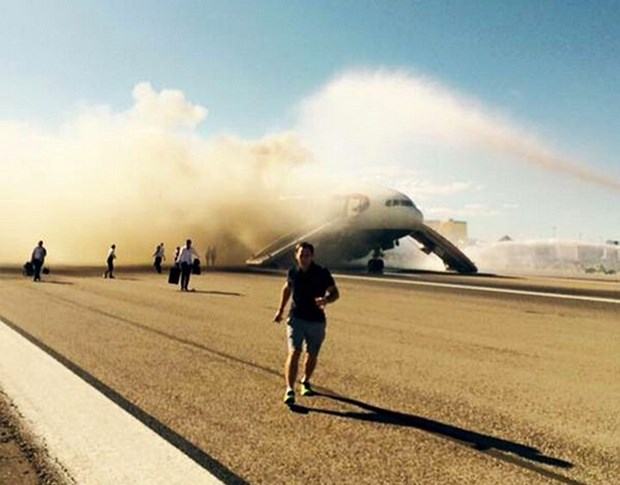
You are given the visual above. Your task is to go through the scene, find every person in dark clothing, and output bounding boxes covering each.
[104,244,116,279]
[31,240,47,282]
[273,241,339,405]
[153,243,165,274]
[206,245,217,267]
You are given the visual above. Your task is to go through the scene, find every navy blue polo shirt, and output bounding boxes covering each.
[287,262,335,322]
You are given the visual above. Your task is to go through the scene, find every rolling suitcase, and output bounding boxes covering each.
[168,265,180,284]
[23,261,34,276]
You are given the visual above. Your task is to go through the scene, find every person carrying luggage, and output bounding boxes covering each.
[177,239,200,291]
[31,240,47,282]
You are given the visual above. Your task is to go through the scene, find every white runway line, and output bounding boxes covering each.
[0,319,223,485]
[336,273,620,305]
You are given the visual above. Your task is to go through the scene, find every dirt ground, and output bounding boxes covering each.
[0,391,67,485]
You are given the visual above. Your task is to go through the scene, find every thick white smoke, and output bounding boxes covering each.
[2,71,616,269]
[0,83,311,264]
[296,70,620,192]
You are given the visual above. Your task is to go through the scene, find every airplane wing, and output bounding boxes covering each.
[247,220,478,274]
[409,224,478,273]
[245,218,345,267]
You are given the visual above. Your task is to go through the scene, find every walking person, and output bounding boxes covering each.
[209,245,217,267]
[177,239,199,291]
[31,240,47,282]
[273,241,339,405]
[104,244,116,279]
[153,243,165,274]
[205,245,217,267]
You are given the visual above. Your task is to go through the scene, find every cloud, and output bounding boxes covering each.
[405,181,473,198]
[324,165,474,200]
[129,82,208,128]
[426,204,499,218]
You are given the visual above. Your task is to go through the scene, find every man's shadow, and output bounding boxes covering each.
[290,392,574,471]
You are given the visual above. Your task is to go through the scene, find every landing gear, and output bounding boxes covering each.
[367,257,384,274]
[367,247,385,274]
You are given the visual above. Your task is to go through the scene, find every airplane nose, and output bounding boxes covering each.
[409,204,423,222]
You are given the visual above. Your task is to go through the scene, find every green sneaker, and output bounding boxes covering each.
[300,381,316,396]
[283,389,295,405]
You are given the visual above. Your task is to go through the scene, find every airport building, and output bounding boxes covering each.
[425,219,469,246]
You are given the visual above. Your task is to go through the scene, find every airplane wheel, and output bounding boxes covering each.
[367,258,384,274]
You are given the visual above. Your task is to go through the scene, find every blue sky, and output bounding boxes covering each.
[2,0,620,247]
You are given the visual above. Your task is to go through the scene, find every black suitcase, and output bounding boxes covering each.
[192,258,201,275]
[23,261,34,276]
[168,265,180,284]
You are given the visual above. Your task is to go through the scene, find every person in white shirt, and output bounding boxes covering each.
[152,243,165,274]
[104,244,116,279]
[177,239,199,291]
[31,240,47,282]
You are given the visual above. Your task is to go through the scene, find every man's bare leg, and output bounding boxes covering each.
[302,353,317,383]
[285,349,301,389]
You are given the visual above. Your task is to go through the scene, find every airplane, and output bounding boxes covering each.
[245,186,478,274]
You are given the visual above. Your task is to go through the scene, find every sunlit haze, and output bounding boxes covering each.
[1,2,619,266]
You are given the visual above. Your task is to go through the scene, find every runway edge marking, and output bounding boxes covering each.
[335,274,620,305]
[0,317,229,485]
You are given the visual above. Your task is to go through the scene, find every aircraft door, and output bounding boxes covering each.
[344,194,370,218]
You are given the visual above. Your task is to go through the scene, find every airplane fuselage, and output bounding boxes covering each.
[334,188,424,230]
[247,185,477,273]
[317,187,425,262]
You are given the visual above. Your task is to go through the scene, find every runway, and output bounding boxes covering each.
[0,268,618,484]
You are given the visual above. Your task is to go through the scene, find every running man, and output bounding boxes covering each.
[273,241,339,405]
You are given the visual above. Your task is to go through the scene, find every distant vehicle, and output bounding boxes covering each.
[246,186,477,274]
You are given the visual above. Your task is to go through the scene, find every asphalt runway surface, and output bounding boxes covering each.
[0,268,618,484]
